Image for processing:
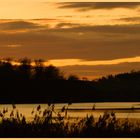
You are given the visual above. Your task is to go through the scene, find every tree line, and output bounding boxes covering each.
[0,58,140,103]
[0,58,79,81]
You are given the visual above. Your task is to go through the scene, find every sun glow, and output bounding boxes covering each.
[48,56,140,67]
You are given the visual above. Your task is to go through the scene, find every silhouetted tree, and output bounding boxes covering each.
[0,58,14,80]
[68,75,79,81]
[44,65,64,80]
[33,59,45,80]
[17,58,31,80]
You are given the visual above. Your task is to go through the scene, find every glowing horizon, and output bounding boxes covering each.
[47,56,140,67]
[9,56,140,67]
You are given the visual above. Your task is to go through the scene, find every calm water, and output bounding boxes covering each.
[1,102,140,121]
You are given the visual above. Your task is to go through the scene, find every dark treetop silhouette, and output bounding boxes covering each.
[0,58,140,103]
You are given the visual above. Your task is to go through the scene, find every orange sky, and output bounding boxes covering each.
[0,2,140,79]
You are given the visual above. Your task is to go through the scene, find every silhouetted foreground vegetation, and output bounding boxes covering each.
[0,104,140,138]
[0,58,140,103]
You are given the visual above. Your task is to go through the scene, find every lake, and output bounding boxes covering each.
[0,102,140,121]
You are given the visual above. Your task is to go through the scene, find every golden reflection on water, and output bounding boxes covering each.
[0,102,140,121]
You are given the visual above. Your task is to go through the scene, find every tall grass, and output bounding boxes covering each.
[0,104,139,137]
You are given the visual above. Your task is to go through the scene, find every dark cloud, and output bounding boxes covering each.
[0,23,140,61]
[57,15,74,18]
[116,16,140,22]
[57,2,140,11]
[32,18,58,21]
[55,23,80,28]
[0,21,41,30]
[52,24,140,34]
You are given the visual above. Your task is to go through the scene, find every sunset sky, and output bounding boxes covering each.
[0,1,140,79]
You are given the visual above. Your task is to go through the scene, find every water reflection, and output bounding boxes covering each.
[0,102,140,121]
